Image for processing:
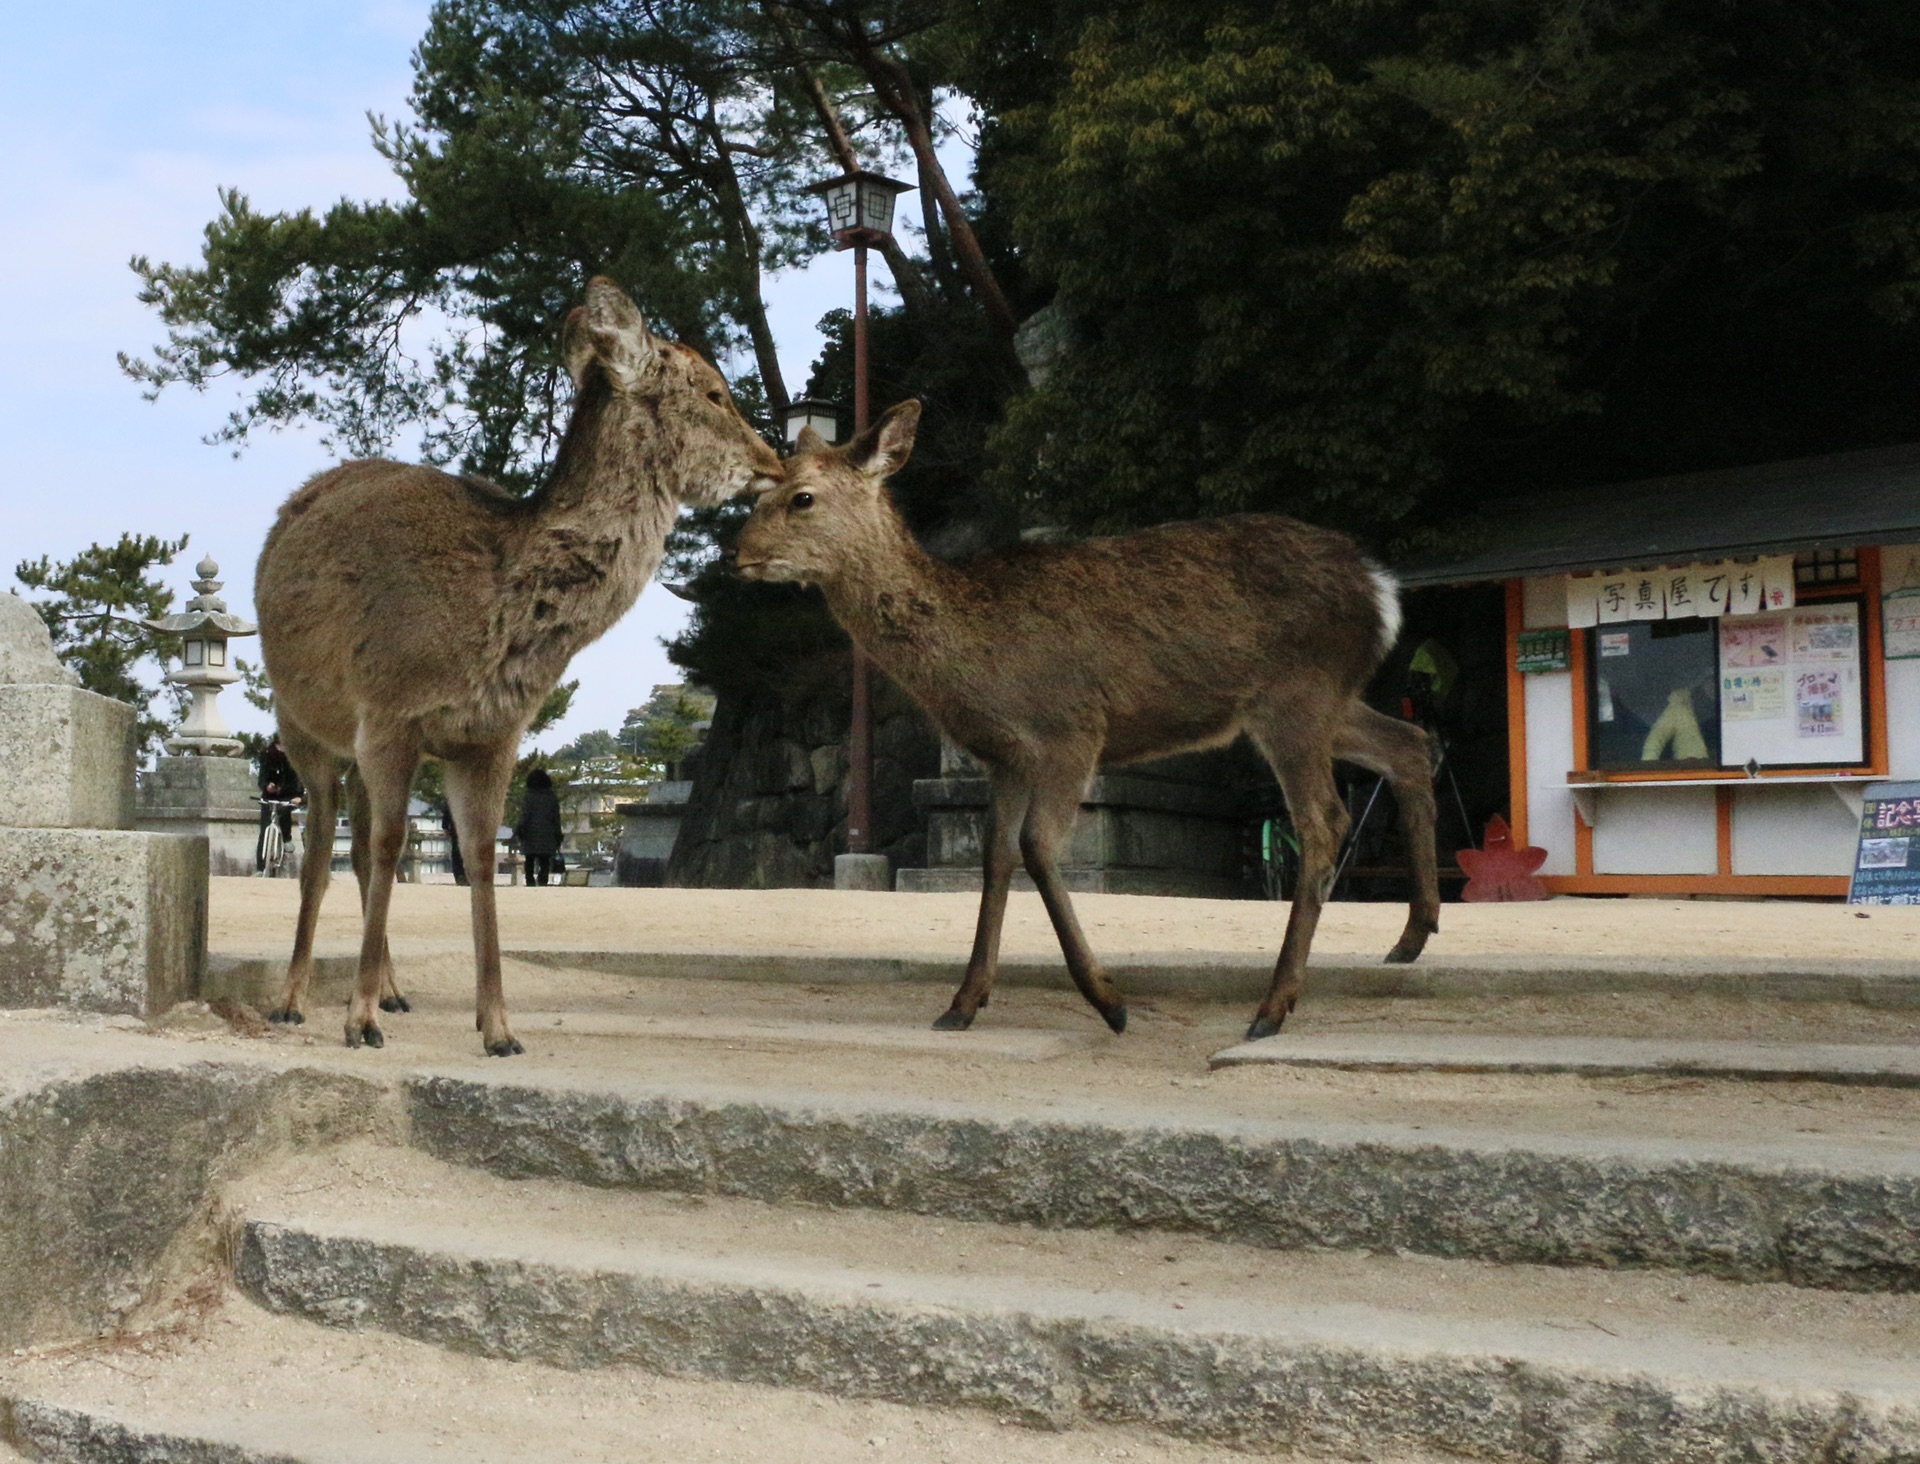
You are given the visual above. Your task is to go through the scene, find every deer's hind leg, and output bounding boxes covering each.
[1337,704,1440,965]
[346,768,408,1013]
[343,727,422,1049]
[934,771,1033,1031]
[444,741,522,1056]
[269,730,345,1027]
[1020,759,1127,1034]
[1246,714,1350,1041]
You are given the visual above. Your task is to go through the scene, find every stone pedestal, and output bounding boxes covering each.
[0,590,208,1016]
[0,829,206,1014]
[834,852,891,891]
[137,755,261,877]
[896,771,1253,899]
[0,685,137,830]
[615,781,692,887]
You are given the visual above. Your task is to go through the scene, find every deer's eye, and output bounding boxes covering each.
[706,389,725,405]
[791,491,814,510]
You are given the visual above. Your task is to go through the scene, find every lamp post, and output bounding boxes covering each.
[806,168,911,889]
[145,555,256,756]
[777,397,844,447]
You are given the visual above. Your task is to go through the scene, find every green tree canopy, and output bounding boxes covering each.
[14,534,189,759]
[971,0,1920,540]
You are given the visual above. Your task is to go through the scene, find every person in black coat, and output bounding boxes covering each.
[256,732,304,872]
[514,768,565,886]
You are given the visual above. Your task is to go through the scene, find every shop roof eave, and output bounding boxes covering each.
[1398,528,1920,590]
[1391,442,1920,589]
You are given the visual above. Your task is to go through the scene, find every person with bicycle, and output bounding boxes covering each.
[257,731,304,874]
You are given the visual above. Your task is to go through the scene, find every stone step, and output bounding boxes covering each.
[402,1068,1920,1291]
[0,1295,1263,1464]
[1210,1033,1920,1086]
[199,945,1920,1012]
[223,1141,1920,1464]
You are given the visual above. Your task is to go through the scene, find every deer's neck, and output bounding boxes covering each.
[817,510,965,687]
[515,378,676,649]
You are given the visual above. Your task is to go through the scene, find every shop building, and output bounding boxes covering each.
[1402,445,1920,895]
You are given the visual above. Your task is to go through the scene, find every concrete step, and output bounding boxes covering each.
[402,1068,1920,1291]
[0,1295,1266,1464]
[1210,1033,1920,1086]
[200,946,1920,1013]
[222,1141,1920,1464]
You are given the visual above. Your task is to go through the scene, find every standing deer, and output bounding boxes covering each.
[257,277,782,1055]
[734,401,1437,1040]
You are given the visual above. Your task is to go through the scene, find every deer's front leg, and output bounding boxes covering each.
[1020,760,1126,1033]
[1247,728,1348,1041]
[934,774,1032,1031]
[446,744,523,1056]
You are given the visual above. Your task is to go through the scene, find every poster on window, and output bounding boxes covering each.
[1790,610,1858,663]
[1719,602,1864,767]
[1720,616,1786,669]
[1721,670,1784,720]
[1796,669,1843,737]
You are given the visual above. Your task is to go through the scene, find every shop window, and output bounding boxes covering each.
[1590,621,1719,770]
[1794,548,1858,587]
[1587,599,1867,771]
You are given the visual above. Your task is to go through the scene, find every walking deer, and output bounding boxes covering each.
[258,278,782,1054]
[734,401,1438,1040]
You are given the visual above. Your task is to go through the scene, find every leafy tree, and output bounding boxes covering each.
[14,534,190,759]
[553,727,620,761]
[970,0,1920,539]
[617,682,716,766]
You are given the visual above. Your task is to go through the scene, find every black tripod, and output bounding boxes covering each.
[1331,675,1474,893]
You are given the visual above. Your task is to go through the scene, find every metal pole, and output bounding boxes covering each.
[847,240,873,855]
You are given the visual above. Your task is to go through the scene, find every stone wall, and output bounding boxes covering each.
[668,655,940,888]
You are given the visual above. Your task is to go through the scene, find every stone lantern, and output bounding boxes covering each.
[134,556,264,876]
[146,556,255,757]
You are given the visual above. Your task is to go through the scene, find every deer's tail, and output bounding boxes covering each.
[1364,560,1403,662]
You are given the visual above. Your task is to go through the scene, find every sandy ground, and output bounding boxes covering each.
[179,877,1920,1154]
[209,877,1920,964]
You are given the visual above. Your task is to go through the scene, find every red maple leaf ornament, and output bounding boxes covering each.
[1456,814,1549,902]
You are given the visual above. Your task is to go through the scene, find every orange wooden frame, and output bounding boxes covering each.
[1508,550,1884,898]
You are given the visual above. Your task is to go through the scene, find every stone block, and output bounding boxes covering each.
[834,852,890,891]
[0,685,137,831]
[137,754,262,877]
[0,828,206,1015]
[0,591,78,687]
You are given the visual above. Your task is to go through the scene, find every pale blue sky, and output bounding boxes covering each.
[0,1,911,751]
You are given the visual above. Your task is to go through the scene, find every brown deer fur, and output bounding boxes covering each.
[734,400,1438,1040]
[257,278,782,1055]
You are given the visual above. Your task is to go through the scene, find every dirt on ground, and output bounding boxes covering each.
[209,877,1920,965]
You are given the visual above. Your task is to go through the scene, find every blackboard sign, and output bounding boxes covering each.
[1848,781,1920,905]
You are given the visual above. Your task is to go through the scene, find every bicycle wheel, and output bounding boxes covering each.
[260,819,284,878]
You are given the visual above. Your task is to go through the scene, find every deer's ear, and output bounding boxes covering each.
[845,399,922,480]
[564,277,660,389]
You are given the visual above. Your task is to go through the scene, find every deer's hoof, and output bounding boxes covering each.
[485,1036,525,1057]
[266,1008,303,1027]
[931,1007,975,1032]
[380,994,412,1014]
[1100,1003,1128,1035]
[343,1019,384,1050]
[1245,1013,1286,1041]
